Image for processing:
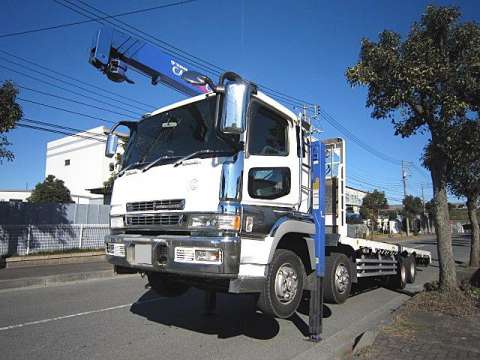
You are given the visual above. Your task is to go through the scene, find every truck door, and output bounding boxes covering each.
[242,99,299,208]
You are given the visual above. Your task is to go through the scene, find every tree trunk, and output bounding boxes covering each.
[467,196,480,268]
[430,156,457,291]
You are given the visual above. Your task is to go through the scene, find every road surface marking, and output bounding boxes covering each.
[0,297,163,332]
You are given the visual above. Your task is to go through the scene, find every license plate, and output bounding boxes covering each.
[135,244,152,265]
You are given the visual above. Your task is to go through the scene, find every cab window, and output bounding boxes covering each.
[248,167,291,199]
[248,104,288,156]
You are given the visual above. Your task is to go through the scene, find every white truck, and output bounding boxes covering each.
[91,26,431,321]
[103,73,431,319]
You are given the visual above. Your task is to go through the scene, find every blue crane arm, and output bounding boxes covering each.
[89,26,209,97]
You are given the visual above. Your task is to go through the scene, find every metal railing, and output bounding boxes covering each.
[0,224,109,257]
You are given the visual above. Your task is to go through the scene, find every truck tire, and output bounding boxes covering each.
[405,255,416,284]
[257,249,305,319]
[383,258,407,290]
[147,273,190,297]
[324,253,352,304]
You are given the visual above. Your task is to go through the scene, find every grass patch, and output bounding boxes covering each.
[382,312,427,338]
[409,280,480,317]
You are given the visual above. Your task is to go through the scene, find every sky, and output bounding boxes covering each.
[0,0,479,204]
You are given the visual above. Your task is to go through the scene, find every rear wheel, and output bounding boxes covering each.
[383,257,407,289]
[324,253,352,304]
[147,272,190,297]
[257,249,305,319]
[405,256,416,284]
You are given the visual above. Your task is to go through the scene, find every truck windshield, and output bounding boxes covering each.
[122,95,235,169]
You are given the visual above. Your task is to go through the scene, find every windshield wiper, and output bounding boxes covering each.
[173,149,231,167]
[117,161,144,177]
[141,155,178,173]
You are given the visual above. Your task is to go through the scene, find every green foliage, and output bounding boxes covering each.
[360,189,388,229]
[346,5,480,177]
[346,5,480,288]
[28,175,73,204]
[403,195,424,218]
[446,121,480,201]
[0,81,22,163]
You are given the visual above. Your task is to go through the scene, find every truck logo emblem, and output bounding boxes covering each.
[171,60,187,77]
[188,178,199,191]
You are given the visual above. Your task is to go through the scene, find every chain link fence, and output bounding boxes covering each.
[0,224,109,257]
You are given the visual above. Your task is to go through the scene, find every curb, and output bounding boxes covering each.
[0,270,136,291]
[292,295,407,360]
[5,252,106,268]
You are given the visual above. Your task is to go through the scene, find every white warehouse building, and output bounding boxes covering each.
[45,126,115,204]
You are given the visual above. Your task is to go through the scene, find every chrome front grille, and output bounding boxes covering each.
[125,214,183,226]
[126,199,185,212]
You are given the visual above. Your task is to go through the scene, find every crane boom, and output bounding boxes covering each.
[89,26,209,97]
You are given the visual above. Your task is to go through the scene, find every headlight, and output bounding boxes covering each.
[188,214,240,231]
[110,216,124,229]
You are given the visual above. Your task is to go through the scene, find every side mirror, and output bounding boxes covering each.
[105,133,118,158]
[220,80,255,135]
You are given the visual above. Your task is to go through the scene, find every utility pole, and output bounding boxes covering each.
[402,161,410,237]
[421,184,427,234]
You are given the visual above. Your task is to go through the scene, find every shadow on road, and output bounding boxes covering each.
[130,288,281,340]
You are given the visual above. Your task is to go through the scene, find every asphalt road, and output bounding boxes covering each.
[0,235,470,360]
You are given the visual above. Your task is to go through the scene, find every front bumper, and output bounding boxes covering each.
[105,234,241,278]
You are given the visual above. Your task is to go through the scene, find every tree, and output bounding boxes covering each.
[0,81,22,163]
[28,175,73,203]
[445,121,480,267]
[360,190,388,237]
[402,195,424,232]
[346,5,480,290]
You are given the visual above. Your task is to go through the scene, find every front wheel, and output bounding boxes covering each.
[257,249,305,319]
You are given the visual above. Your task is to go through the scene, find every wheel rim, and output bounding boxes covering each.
[335,263,350,294]
[410,261,415,278]
[401,264,406,283]
[274,263,298,304]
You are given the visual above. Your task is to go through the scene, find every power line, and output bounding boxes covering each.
[317,108,402,166]
[54,0,428,178]
[0,62,142,117]
[56,0,224,79]
[16,84,136,118]
[348,175,403,192]
[348,172,403,188]
[17,122,106,143]
[0,56,150,113]
[0,0,201,39]
[57,0,318,109]
[20,118,107,139]
[0,49,157,110]
[17,97,115,124]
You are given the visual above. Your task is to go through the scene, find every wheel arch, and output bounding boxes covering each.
[268,218,316,272]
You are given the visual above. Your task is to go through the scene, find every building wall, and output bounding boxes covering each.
[346,186,368,214]
[45,126,114,204]
[0,190,32,202]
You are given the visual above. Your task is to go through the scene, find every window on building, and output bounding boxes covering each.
[248,105,288,156]
[64,159,70,166]
[248,167,290,199]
